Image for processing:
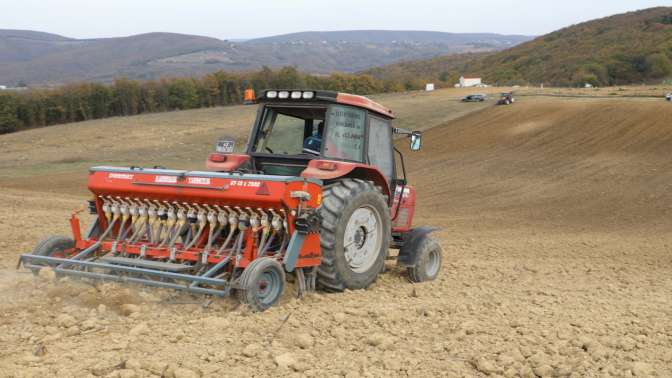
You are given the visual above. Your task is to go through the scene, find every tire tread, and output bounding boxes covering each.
[316,179,390,292]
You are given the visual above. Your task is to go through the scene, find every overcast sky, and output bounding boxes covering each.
[0,0,667,39]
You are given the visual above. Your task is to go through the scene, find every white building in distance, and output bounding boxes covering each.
[458,76,482,88]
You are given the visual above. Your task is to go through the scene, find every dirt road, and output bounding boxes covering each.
[0,96,670,377]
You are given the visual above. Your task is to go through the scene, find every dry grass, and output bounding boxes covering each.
[517,84,672,98]
[0,87,499,186]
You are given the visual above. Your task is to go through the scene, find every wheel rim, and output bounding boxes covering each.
[256,268,282,305]
[344,205,383,273]
[425,248,441,277]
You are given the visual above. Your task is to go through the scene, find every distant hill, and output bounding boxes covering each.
[0,30,75,63]
[0,30,532,86]
[248,30,530,46]
[0,31,243,85]
[245,30,530,74]
[365,7,672,86]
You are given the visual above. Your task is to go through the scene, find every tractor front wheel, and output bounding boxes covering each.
[237,257,285,312]
[317,179,391,291]
[407,237,443,283]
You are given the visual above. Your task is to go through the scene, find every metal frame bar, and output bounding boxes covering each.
[19,254,231,296]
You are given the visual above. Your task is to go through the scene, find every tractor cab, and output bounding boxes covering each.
[207,90,422,205]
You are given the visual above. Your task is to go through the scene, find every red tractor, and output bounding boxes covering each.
[20,90,443,311]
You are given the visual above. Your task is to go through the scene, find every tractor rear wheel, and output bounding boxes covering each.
[317,179,390,291]
[30,236,74,274]
[237,257,285,312]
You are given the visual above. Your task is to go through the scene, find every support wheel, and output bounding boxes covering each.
[237,257,285,312]
[317,179,391,291]
[30,236,74,274]
[407,237,443,283]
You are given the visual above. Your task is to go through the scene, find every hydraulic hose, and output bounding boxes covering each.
[205,224,223,251]
[184,223,206,250]
[257,232,276,258]
[216,228,235,255]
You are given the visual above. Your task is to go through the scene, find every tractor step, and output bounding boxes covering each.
[99,256,194,272]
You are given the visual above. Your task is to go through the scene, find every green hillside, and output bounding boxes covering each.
[366,7,672,87]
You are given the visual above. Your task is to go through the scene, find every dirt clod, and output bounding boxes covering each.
[293,333,314,349]
[173,367,200,378]
[56,314,77,328]
[128,322,148,337]
[632,361,654,376]
[120,304,141,316]
[242,343,263,357]
[475,357,498,375]
[274,352,297,369]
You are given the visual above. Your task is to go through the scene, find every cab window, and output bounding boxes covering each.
[324,105,366,161]
[253,107,325,155]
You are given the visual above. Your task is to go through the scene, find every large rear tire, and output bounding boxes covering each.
[317,179,391,291]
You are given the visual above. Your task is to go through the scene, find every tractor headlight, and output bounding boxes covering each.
[291,91,302,99]
[302,91,315,99]
[278,91,290,99]
[266,90,278,99]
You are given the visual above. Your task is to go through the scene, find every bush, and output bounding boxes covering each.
[645,53,672,79]
[0,93,20,134]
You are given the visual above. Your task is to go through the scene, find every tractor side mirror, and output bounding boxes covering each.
[410,132,422,151]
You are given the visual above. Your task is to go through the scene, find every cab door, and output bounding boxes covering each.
[367,116,395,185]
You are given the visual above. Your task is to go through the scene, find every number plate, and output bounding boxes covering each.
[215,138,235,153]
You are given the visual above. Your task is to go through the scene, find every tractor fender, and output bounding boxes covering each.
[301,160,391,198]
[397,227,440,267]
[206,153,250,172]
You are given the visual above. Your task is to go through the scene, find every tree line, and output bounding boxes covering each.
[0,66,413,135]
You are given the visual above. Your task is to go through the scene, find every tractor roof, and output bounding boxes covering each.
[258,89,395,119]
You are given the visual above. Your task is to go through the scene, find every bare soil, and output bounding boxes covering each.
[0,90,671,377]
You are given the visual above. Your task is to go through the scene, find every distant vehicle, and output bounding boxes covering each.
[462,94,486,102]
[497,92,515,105]
[666,93,672,102]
